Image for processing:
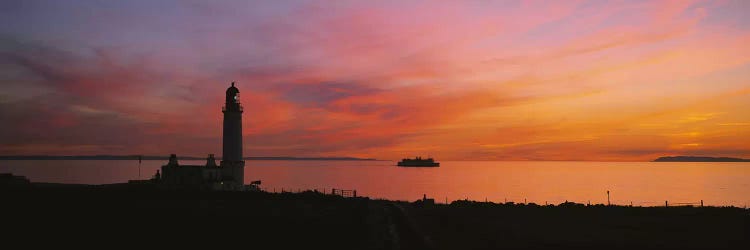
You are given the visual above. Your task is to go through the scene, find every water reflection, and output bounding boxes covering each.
[1,160,748,207]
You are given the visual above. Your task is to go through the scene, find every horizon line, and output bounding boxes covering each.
[1,154,748,162]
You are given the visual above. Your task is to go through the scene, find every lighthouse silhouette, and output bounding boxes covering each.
[220,81,244,187]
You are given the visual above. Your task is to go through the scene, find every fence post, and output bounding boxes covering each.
[353,190,357,197]
[665,200,668,207]
[701,200,703,207]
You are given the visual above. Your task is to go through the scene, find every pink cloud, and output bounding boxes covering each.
[2,1,749,160]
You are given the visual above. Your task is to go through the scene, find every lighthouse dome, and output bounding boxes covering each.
[226,82,239,94]
[225,82,240,104]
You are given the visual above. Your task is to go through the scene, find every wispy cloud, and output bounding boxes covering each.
[1,0,749,160]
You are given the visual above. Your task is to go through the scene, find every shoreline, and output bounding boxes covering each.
[24,181,750,209]
[6,176,749,209]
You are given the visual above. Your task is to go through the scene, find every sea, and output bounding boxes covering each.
[1,160,748,207]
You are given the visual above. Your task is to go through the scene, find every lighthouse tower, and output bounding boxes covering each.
[221,81,244,188]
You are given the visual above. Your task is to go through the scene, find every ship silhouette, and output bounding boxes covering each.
[397,156,440,167]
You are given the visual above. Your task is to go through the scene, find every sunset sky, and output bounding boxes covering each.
[1,0,749,161]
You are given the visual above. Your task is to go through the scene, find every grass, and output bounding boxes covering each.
[1,183,747,249]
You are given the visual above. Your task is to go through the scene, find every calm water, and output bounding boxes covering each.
[1,160,748,207]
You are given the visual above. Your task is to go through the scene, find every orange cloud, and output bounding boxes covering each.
[2,1,749,161]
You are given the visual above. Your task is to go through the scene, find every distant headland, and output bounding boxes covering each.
[653,156,750,162]
[0,155,379,161]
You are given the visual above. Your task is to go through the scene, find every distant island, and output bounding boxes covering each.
[0,155,379,161]
[653,156,750,162]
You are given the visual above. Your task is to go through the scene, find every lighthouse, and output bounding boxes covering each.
[156,82,246,190]
[221,81,244,188]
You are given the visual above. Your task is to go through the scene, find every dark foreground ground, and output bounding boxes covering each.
[1,183,748,250]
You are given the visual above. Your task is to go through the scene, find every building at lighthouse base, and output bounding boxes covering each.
[157,154,246,190]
